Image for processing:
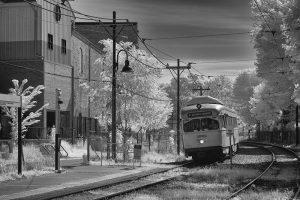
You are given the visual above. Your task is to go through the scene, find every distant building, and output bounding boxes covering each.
[0,0,138,139]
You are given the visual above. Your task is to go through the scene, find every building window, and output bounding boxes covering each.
[48,34,53,50]
[79,48,83,74]
[61,39,66,54]
[54,4,62,22]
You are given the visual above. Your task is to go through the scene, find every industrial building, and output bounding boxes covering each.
[0,0,138,140]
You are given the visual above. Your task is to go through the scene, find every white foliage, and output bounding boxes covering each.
[250,0,295,125]
[86,40,173,136]
[3,79,48,139]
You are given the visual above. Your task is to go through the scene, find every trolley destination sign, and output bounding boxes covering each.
[188,111,212,118]
[0,93,21,107]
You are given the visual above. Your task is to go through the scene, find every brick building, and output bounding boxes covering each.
[0,0,138,139]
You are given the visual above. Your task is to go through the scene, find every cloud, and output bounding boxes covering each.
[70,0,256,82]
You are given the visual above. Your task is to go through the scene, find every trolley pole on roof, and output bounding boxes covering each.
[192,86,210,96]
[166,59,192,155]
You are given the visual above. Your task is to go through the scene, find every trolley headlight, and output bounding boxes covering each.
[200,139,204,144]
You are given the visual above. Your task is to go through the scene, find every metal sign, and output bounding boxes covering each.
[188,111,212,118]
[0,94,21,107]
[133,144,142,160]
[227,129,233,136]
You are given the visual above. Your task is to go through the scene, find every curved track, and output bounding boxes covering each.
[227,141,300,200]
[52,159,222,200]
[50,160,194,200]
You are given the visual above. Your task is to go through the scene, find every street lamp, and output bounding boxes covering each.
[116,50,133,73]
[296,104,299,146]
[111,48,133,159]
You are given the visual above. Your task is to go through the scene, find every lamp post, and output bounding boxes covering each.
[111,11,133,159]
[111,49,132,159]
[296,104,299,146]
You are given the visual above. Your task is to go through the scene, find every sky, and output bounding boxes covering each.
[70,0,256,83]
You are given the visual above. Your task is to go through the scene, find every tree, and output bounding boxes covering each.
[233,71,261,124]
[204,75,234,108]
[250,0,294,127]
[81,39,173,153]
[281,1,300,105]
[3,79,48,139]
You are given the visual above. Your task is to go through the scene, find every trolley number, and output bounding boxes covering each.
[197,135,207,139]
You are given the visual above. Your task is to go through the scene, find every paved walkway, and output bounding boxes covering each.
[0,158,155,200]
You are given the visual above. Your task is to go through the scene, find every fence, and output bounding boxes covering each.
[256,130,298,145]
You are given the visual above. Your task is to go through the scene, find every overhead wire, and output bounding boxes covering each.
[143,31,251,41]
[253,0,286,65]
[36,0,260,77]
[0,60,111,83]
[118,85,172,102]
[24,0,291,84]
[14,1,174,102]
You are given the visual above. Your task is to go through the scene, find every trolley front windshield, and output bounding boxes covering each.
[183,118,219,132]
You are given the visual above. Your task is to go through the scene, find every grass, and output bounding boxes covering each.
[112,165,293,200]
[115,166,293,200]
[0,144,54,182]
[238,189,293,200]
[183,166,258,185]
[141,151,186,163]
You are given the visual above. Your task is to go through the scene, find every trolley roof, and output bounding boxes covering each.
[186,96,223,106]
[182,96,238,118]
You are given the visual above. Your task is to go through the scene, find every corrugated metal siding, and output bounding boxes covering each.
[39,0,73,65]
[0,4,35,42]
[0,3,43,59]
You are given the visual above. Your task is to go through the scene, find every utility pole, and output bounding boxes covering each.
[55,88,63,173]
[166,59,191,155]
[193,86,210,96]
[112,11,117,159]
[296,104,299,146]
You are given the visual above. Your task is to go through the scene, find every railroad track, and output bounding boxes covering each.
[294,184,300,200]
[227,141,300,200]
[48,160,194,200]
[52,159,221,200]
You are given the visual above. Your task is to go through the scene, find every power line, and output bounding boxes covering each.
[197,58,256,64]
[118,85,172,102]
[143,31,251,41]
[143,43,178,61]
[0,60,110,83]
[27,0,125,22]
[24,0,99,22]
[128,24,169,68]
[253,0,286,65]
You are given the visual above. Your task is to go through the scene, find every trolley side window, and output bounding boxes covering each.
[222,114,238,128]
[183,119,200,132]
[201,118,219,130]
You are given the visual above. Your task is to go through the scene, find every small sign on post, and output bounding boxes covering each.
[0,94,22,174]
[227,129,233,169]
[133,144,142,168]
[0,94,21,107]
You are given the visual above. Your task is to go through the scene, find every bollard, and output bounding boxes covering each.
[55,134,61,173]
[133,144,142,168]
[8,140,13,153]
[87,131,90,163]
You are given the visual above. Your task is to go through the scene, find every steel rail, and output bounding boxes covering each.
[227,142,276,200]
[243,141,300,161]
[227,141,300,200]
[92,175,180,200]
[293,184,300,200]
[53,158,225,200]
[47,160,194,200]
[74,159,221,200]
[84,159,220,200]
